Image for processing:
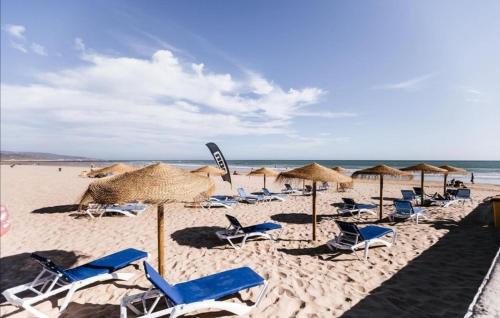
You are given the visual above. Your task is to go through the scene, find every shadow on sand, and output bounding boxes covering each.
[170,226,227,249]
[31,204,80,214]
[0,250,82,302]
[340,201,500,318]
[271,213,335,224]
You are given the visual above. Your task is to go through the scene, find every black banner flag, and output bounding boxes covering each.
[205,142,232,184]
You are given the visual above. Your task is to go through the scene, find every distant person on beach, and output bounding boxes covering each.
[471,173,474,184]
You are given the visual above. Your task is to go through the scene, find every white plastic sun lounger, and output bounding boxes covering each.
[120,261,268,318]
[326,221,396,260]
[337,198,377,218]
[261,188,286,201]
[201,196,238,209]
[215,214,283,249]
[2,248,148,318]
[389,200,427,224]
[84,203,147,218]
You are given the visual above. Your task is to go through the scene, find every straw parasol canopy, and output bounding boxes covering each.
[248,167,279,188]
[190,165,225,178]
[86,163,136,178]
[352,165,412,220]
[401,163,447,205]
[80,163,214,276]
[330,166,352,191]
[331,166,348,173]
[440,165,467,195]
[277,163,351,240]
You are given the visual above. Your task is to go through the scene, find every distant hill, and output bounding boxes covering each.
[0,151,93,161]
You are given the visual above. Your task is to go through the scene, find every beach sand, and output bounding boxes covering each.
[1,165,499,318]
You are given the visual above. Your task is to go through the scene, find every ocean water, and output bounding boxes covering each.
[124,160,500,185]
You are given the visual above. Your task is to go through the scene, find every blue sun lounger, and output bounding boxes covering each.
[327,221,396,260]
[337,198,377,218]
[120,262,269,318]
[390,200,427,224]
[237,187,265,203]
[2,248,148,318]
[262,188,287,201]
[201,196,239,209]
[401,190,421,204]
[216,214,283,249]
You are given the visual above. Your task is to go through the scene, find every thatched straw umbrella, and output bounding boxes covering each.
[331,166,348,174]
[80,163,214,276]
[401,163,447,206]
[331,166,350,191]
[191,165,225,178]
[248,167,278,188]
[86,163,136,178]
[352,165,411,220]
[440,165,467,195]
[277,163,351,241]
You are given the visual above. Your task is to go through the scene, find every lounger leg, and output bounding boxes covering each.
[363,243,370,260]
[60,285,78,311]
[21,302,50,318]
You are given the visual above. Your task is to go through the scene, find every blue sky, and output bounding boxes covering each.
[1,0,499,160]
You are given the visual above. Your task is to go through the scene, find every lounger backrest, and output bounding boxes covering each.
[285,184,293,190]
[456,188,470,199]
[144,261,184,305]
[262,188,271,195]
[304,185,312,192]
[31,253,75,283]
[413,187,423,196]
[401,190,416,201]
[335,221,364,241]
[394,200,414,215]
[237,188,246,198]
[225,214,244,231]
[342,198,356,206]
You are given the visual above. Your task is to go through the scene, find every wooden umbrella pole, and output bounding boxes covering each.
[312,181,317,241]
[264,175,266,188]
[379,175,384,220]
[421,171,425,206]
[157,204,165,277]
[443,173,448,196]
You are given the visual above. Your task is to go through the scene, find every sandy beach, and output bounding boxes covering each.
[1,164,499,318]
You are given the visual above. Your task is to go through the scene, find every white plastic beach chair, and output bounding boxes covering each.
[2,248,148,318]
[389,200,427,224]
[215,214,283,249]
[261,188,287,201]
[120,262,269,318]
[337,198,377,218]
[201,196,238,209]
[84,203,147,218]
[327,221,396,260]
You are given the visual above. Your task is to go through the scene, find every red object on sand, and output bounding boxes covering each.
[0,205,11,236]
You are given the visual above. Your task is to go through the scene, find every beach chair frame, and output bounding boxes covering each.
[120,282,268,318]
[326,221,396,260]
[201,197,238,209]
[337,198,377,219]
[261,188,286,201]
[389,200,427,224]
[83,203,147,218]
[215,215,283,249]
[120,264,269,318]
[2,250,148,318]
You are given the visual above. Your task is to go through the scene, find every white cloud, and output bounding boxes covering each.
[3,24,26,39]
[464,88,484,103]
[2,47,331,153]
[10,42,28,53]
[296,111,357,118]
[372,72,436,91]
[74,37,86,51]
[31,42,47,56]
